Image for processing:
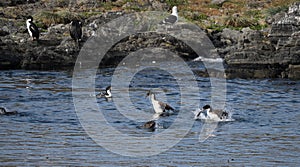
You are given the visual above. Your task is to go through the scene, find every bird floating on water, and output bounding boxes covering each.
[194,105,229,121]
[146,91,175,115]
[0,107,18,115]
[96,86,112,98]
[141,120,156,131]
[26,16,39,41]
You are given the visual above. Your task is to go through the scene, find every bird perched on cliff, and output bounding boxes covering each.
[26,16,39,41]
[194,105,229,121]
[160,6,178,25]
[146,91,175,115]
[0,107,18,115]
[96,86,112,98]
[69,20,82,46]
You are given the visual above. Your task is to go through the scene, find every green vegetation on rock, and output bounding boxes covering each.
[0,0,299,32]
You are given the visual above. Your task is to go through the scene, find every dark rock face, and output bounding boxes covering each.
[288,65,300,79]
[0,1,300,79]
[0,0,38,6]
[108,32,198,63]
[0,11,125,70]
[0,9,204,70]
[0,30,79,70]
[269,2,300,46]
[221,2,300,79]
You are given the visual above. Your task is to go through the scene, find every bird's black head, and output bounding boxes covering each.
[146,90,152,97]
[203,105,211,110]
[0,107,7,114]
[27,16,33,21]
[71,20,82,27]
[106,86,111,91]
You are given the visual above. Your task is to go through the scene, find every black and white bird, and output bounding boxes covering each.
[0,107,18,115]
[194,105,229,121]
[146,91,175,115]
[69,20,82,44]
[160,6,178,24]
[96,86,112,98]
[26,16,39,41]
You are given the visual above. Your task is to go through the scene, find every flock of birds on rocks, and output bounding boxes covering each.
[2,6,232,132]
[24,6,180,46]
[26,15,82,46]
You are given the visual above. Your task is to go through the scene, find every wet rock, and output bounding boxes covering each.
[288,65,300,79]
[0,49,22,69]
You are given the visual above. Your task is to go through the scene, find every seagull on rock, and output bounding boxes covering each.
[160,6,178,25]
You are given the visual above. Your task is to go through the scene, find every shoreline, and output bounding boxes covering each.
[0,1,299,79]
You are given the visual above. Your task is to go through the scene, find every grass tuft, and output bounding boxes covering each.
[266,5,289,16]
[35,10,81,27]
[165,0,187,7]
[224,14,257,28]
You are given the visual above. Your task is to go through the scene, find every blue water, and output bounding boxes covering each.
[0,69,300,166]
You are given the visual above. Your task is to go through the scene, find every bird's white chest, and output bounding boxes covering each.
[106,90,112,98]
[151,100,164,114]
[195,109,220,121]
[208,112,219,119]
[26,21,32,37]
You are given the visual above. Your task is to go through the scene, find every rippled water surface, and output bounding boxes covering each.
[0,69,300,166]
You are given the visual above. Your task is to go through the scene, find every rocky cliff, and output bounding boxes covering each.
[213,2,300,79]
[0,1,300,79]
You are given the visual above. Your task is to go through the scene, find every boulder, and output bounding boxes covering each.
[222,2,300,79]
